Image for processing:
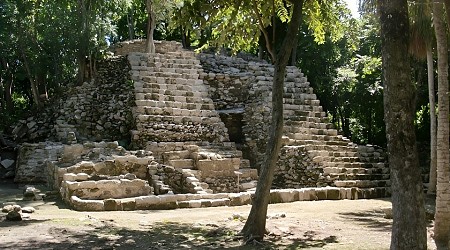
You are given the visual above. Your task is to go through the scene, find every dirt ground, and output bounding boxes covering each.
[0,180,438,249]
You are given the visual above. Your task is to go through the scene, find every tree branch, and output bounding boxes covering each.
[252,0,275,62]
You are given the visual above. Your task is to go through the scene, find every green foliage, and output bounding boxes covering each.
[0,0,130,130]
[297,13,385,146]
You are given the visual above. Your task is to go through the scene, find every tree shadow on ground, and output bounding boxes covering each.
[0,220,338,249]
[338,209,392,232]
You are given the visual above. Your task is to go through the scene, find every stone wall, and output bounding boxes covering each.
[273,146,330,188]
[112,40,183,56]
[12,56,134,144]
[15,142,64,183]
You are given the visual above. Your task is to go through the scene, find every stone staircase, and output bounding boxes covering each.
[245,65,389,196]
[128,48,258,194]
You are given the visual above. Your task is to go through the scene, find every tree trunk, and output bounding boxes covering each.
[127,5,135,40]
[0,58,14,113]
[378,0,427,249]
[145,0,156,53]
[77,0,89,84]
[432,1,450,249]
[427,46,437,195]
[241,0,303,242]
[20,48,41,108]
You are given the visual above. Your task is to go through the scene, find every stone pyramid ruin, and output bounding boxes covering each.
[11,40,389,211]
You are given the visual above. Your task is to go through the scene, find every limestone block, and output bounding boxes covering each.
[229,193,252,206]
[159,194,178,204]
[210,198,230,207]
[76,173,90,181]
[135,195,161,209]
[104,198,119,211]
[339,188,351,200]
[120,198,137,211]
[63,173,78,181]
[278,189,299,203]
[316,188,327,200]
[184,194,203,201]
[178,200,202,208]
[70,196,104,211]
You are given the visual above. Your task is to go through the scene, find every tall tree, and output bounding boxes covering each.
[378,0,427,249]
[241,0,303,241]
[432,1,450,248]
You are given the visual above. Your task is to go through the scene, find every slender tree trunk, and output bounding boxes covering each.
[19,48,41,108]
[0,58,14,112]
[77,0,89,84]
[127,5,135,40]
[427,46,437,195]
[378,0,427,249]
[432,1,450,249]
[290,34,299,66]
[241,0,303,242]
[145,0,156,53]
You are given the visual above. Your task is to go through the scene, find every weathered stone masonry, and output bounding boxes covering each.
[11,40,390,211]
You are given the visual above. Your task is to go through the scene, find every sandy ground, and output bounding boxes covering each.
[0,181,438,249]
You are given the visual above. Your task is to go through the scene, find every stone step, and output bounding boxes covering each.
[131,127,226,143]
[283,110,326,118]
[135,115,222,124]
[284,133,343,142]
[168,159,194,169]
[323,166,389,175]
[134,104,214,115]
[322,161,386,169]
[314,154,385,164]
[135,88,208,98]
[162,150,191,162]
[285,115,330,124]
[298,143,357,152]
[135,106,218,117]
[286,139,352,148]
[283,104,323,112]
[146,57,199,64]
[334,180,389,188]
[329,173,389,181]
[313,155,361,163]
[286,127,339,137]
[284,84,311,91]
[146,62,202,69]
[140,76,204,86]
[145,51,196,59]
[284,120,335,130]
[283,98,321,106]
[135,93,213,104]
[282,92,317,100]
[146,71,200,79]
[136,81,207,92]
[150,67,200,75]
[135,100,215,110]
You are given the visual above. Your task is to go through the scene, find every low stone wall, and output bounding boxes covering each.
[62,178,152,200]
[15,141,128,185]
[68,186,389,211]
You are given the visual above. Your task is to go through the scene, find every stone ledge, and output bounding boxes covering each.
[68,187,390,211]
